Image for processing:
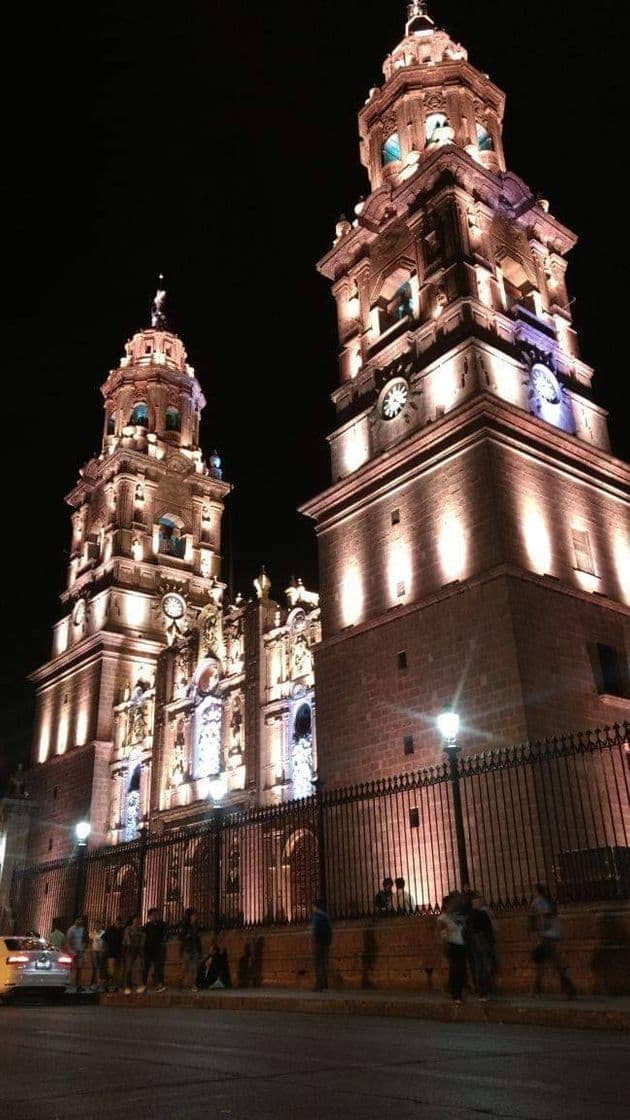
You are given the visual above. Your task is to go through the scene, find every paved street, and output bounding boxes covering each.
[0,1004,629,1120]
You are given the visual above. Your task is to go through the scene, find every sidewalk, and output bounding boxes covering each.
[99,987,630,1031]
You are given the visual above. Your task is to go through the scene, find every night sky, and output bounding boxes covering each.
[2,1,627,780]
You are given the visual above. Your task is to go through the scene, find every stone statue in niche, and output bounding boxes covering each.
[226,617,244,670]
[291,737,314,801]
[174,645,189,700]
[196,700,222,777]
[292,636,312,679]
[230,695,243,755]
[200,607,223,660]
[171,718,186,786]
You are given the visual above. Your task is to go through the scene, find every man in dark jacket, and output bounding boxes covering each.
[141,908,168,992]
[312,899,333,992]
[102,916,124,992]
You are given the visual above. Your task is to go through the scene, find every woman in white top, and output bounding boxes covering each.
[437,892,468,1002]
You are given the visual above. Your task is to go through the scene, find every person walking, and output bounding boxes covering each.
[102,915,124,991]
[468,893,497,1000]
[141,908,168,992]
[312,898,333,992]
[180,908,203,992]
[437,893,467,1003]
[66,915,88,991]
[529,883,577,999]
[122,915,145,995]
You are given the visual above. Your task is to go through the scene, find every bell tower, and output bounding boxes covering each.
[302,5,630,786]
[27,287,230,856]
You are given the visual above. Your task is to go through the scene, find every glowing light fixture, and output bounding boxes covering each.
[437,711,460,745]
[209,773,228,803]
[75,820,91,845]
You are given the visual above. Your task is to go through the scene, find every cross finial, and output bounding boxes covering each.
[407,1,428,20]
[151,274,167,329]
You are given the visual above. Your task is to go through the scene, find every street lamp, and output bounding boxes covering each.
[208,773,228,804]
[437,710,460,746]
[73,820,91,921]
[75,820,91,846]
[437,711,469,888]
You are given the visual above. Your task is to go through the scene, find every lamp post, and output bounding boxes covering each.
[437,712,470,888]
[73,820,91,920]
[208,775,227,933]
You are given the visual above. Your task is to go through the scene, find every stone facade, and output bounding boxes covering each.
[24,289,320,860]
[301,3,630,782]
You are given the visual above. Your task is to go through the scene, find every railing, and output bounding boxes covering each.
[12,723,630,935]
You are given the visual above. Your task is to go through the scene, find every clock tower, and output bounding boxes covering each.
[27,287,230,857]
[302,4,630,785]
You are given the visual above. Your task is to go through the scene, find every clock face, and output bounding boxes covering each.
[72,599,86,626]
[531,363,561,405]
[381,378,409,421]
[162,593,186,621]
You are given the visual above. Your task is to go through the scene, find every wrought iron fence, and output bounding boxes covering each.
[12,722,630,935]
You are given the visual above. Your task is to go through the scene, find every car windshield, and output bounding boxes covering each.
[4,937,51,951]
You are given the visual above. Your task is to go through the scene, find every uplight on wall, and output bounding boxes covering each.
[343,421,369,476]
[56,713,69,756]
[75,706,89,748]
[38,720,51,764]
[388,539,413,603]
[438,515,468,583]
[614,530,630,603]
[341,562,364,627]
[523,502,553,575]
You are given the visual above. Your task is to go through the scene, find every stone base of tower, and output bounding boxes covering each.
[314,570,630,787]
[24,742,112,863]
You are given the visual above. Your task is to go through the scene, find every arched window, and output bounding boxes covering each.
[394,281,413,321]
[426,112,451,146]
[130,402,149,427]
[476,123,494,152]
[382,132,402,165]
[159,515,186,559]
[106,414,116,435]
[165,406,181,432]
[294,703,312,741]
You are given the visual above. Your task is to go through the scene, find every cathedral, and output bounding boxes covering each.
[15,3,630,868]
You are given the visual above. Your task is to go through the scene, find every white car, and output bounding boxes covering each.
[0,936,73,1002]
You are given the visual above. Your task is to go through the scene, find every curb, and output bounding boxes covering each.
[98,991,630,1032]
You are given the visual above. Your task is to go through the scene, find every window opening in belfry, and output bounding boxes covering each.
[159,516,186,559]
[382,132,402,165]
[130,402,149,427]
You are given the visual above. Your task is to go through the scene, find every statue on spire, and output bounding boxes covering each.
[406,0,434,34]
[151,275,167,329]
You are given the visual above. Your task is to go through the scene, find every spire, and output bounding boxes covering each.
[405,0,435,35]
[151,275,167,329]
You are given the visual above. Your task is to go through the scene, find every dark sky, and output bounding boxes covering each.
[2,1,628,778]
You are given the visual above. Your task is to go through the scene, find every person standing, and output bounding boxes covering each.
[437,893,467,1003]
[102,916,124,991]
[141,908,168,993]
[88,917,106,991]
[312,899,333,992]
[49,918,66,951]
[529,883,577,999]
[468,893,497,1000]
[123,915,145,995]
[180,908,203,992]
[394,877,415,915]
[66,915,88,991]
[374,877,394,914]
